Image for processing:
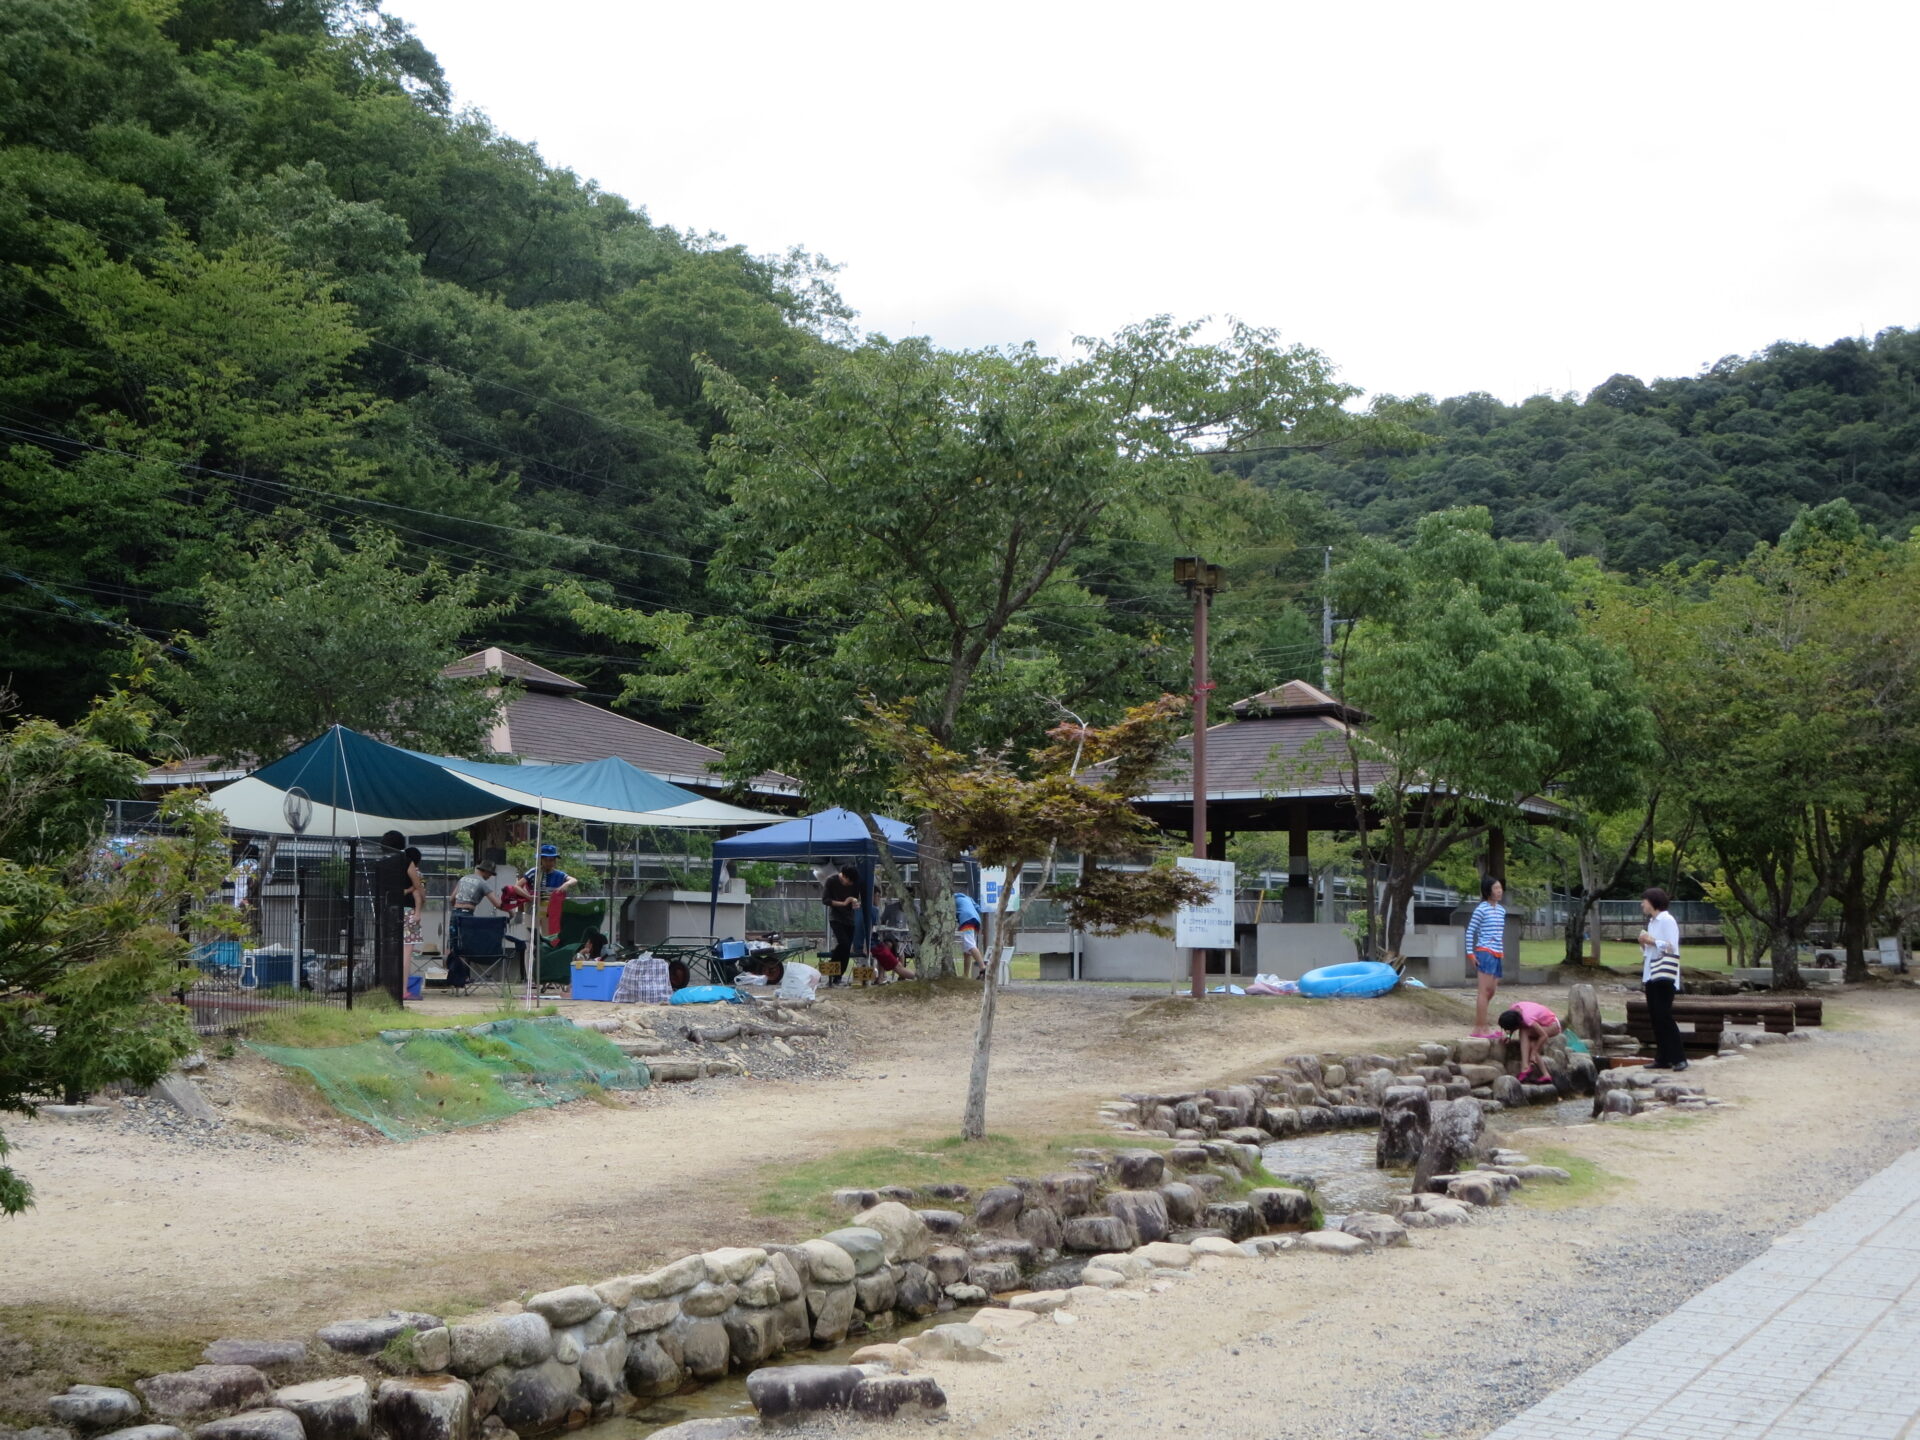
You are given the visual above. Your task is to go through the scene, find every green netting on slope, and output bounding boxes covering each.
[253,1016,650,1140]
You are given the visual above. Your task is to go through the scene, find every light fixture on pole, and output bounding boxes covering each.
[1175,556,1224,1000]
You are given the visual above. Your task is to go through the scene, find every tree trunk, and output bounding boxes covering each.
[1839,848,1871,984]
[912,814,958,978]
[960,880,1022,1140]
[1379,870,1415,957]
[1769,926,1804,991]
[1562,889,1597,968]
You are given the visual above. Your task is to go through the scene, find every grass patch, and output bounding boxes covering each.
[752,1132,1167,1231]
[249,1000,556,1049]
[0,1306,216,1427]
[1510,1146,1627,1210]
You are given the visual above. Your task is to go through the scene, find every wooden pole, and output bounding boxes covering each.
[1190,580,1210,1001]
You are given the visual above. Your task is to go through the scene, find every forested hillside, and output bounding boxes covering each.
[0,0,849,720]
[1255,331,1920,571]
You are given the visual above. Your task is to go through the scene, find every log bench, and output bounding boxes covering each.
[1623,994,1821,1055]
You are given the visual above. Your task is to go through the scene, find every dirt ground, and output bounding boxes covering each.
[803,984,1920,1440]
[6,979,1916,1440]
[0,982,1470,1336]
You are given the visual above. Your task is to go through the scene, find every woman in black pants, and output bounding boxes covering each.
[822,863,861,983]
[1639,887,1688,1071]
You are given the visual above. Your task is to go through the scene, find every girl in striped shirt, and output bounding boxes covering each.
[1465,875,1506,1040]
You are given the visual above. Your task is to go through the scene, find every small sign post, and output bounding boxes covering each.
[1175,858,1236,976]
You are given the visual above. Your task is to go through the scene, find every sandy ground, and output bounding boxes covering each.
[0,981,1473,1335]
[773,985,1920,1440]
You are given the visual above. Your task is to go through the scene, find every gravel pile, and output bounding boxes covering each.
[114,1095,302,1156]
[629,1000,855,1083]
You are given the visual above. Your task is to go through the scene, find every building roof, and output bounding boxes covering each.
[443,647,585,694]
[458,650,798,797]
[1110,680,1566,826]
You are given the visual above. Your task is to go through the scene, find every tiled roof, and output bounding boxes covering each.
[444,647,584,693]
[447,649,797,796]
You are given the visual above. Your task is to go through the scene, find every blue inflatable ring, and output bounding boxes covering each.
[1296,961,1400,998]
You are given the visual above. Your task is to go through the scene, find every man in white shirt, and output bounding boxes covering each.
[1639,887,1687,1071]
[755,957,824,1003]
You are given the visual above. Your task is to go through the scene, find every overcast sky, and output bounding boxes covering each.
[386,0,1917,405]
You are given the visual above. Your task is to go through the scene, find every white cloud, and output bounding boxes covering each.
[385,0,1920,403]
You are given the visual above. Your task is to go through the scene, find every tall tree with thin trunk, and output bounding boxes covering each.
[567,319,1412,972]
[865,697,1213,1139]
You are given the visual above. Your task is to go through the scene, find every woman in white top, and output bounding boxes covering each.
[1638,886,1687,1071]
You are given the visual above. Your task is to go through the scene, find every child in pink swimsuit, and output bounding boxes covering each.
[1498,1000,1562,1084]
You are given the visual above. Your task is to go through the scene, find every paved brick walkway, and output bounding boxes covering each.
[1483,1145,1920,1440]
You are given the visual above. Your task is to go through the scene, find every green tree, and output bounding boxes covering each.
[1324,508,1656,956]
[0,683,224,1214]
[156,525,507,764]
[1607,513,1920,986]
[568,319,1408,971]
[865,696,1212,1140]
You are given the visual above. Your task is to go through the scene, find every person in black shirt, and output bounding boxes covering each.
[371,830,419,1003]
[822,863,861,981]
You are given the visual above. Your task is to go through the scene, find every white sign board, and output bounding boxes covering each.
[1878,935,1903,969]
[1174,857,1236,949]
[980,867,1021,914]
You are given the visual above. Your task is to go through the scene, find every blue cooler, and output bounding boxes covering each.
[193,940,243,969]
[570,960,625,1002]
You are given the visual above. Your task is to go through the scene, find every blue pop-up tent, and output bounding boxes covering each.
[707,808,920,944]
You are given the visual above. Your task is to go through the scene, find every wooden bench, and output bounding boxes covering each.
[1623,994,1821,1055]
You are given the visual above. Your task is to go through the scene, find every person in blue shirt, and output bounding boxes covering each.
[523,843,578,944]
[1464,875,1506,1040]
[954,891,984,976]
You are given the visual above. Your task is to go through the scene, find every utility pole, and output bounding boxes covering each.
[1321,545,1334,691]
[1175,557,1223,1000]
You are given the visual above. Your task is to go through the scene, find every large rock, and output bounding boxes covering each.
[98,1430,184,1440]
[734,1266,780,1309]
[622,1300,679,1336]
[796,1239,856,1285]
[972,1186,1023,1233]
[1375,1088,1430,1168]
[925,1246,969,1287]
[661,1317,729,1382]
[1566,983,1603,1044]
[522,1288,600,1328]
[745,1365,861,1421]
[701,1248,768,1285]
[850,1375,947,1418]
[191,1410,302,1440]
[804,1283,856,1344]
[1298,1231,1368,1255]
[373,1379,470,1440]
[485,1363,579,1434]
[818,1228,886,1276]
[1061,1215,1135,1252]
[847,1342,917,1372]
[851,1203,931,1263]
[138,1369,274,1421]
[411,1330,451,1374]
[199,1344,306,1373]
[1015,1203,1064,1250]
[774,1297,811,1351]
[893,1263,941,1318]
[1247,1187,1314,1231]
[853,1265,897,1315]
[915,1209,966,1238]
[620,1335,684,1399]
[1041,1172,1098,1217]
[496,1315,551,1370]
[49,1388,142,1433]
[720,1307,781,1369]
[680,1283,737,1319]
[1104,1190,1170,1245]
[1157,1182,1200,1225]
[1201,1202,1259,1241]
[629,1256,707,1299]
[575,1335,628,1405]
[315,1314,440,1358]
[969,1238,1036,1267]
[1134,1241,1192,1269]
[1338,1212,1410,1248]
[272,1379,371,1440]
[1412,1098,1485,1192]
[645,1422,755,1440]
[903,1323,994,1363]
[964,1259,1022,1294]
[1110,1150,1166,1189]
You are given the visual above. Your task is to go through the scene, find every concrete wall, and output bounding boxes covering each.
[630,888,748,946]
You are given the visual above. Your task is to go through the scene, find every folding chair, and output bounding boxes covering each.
[448,914,513,996]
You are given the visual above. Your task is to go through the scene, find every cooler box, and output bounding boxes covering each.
[570,960,626,1001]
[193,940,243,969]
[247,951,298,989]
